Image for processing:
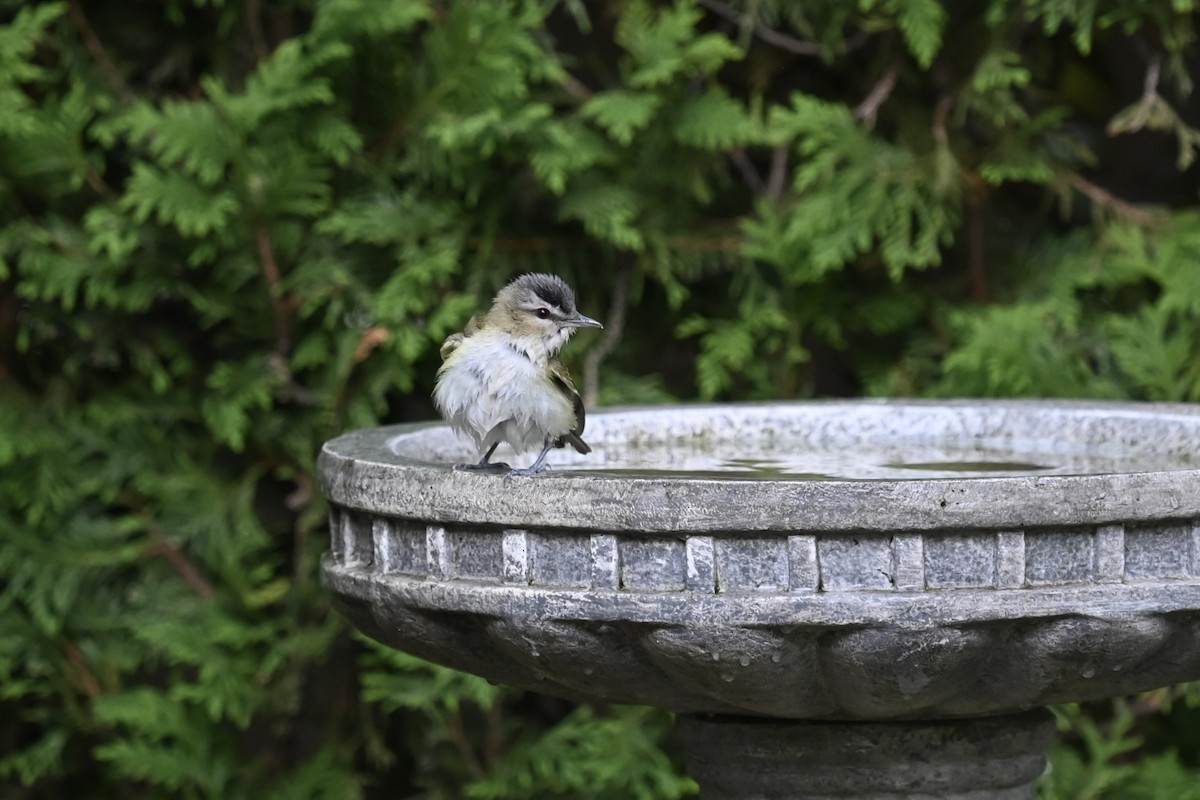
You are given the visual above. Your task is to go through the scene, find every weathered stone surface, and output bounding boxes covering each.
[677,711,1055,799]
[318,401,1200,793]
[320,401,1200,718]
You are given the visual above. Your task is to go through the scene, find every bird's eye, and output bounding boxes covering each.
[536,308,551,319]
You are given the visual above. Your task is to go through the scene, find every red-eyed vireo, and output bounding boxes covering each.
[433,273,603,476]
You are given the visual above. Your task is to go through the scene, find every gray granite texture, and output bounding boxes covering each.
[320,400,1200,720]
[677,711,1055,799]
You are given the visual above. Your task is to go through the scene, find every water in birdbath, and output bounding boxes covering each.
[576,456,1055,480]
[568,437,1197,481]
[390,402,1200,480]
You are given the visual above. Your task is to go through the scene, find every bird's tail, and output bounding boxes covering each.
[557,432,591,455]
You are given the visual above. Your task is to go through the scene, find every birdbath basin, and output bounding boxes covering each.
[319,400,1200,799]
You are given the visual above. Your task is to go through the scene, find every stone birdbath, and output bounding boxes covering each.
[318,400,1200,799]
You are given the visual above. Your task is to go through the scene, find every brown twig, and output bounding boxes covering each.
[764,145,789,201]
[367,120,406,160]
[1063,171,1154,226]
[729,148,765,194]
[1109,54,1163,135]
[558,72,594,101]
[0,287,15,379]
[966,185,989,302]
[931,95,953,146]
[368,79,457,158]
[121,491,217,600]
[244,0,269,62]
[141,533,217,600]
[697,0,824,56]
[268,352,318,406]
[446,707,486,779]
[353,326,392,364]
[255,223,295,356]
[287,476,315,590]
[1142,53,1163,98]
[67,0,135,104]
[463,233,744,254]
[82,165,116,199]
[583,258,633,409]
[1129,687,1171,716]
[60,639,103,699]
[853,63,901,129]
[483,697,506,768]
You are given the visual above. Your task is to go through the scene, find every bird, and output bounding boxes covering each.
[433,273,603,476]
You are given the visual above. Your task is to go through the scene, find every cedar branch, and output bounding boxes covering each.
[697,0,824,55]
[931,95,953,145]
[729,148,765,194]
[446,707,486,779]
[558,72,594,101]
[853,63,901,129]
[255,223,295,356]
[288,476,315,590]
[1063,172,1154,226]
[464,234,744,254]
[244,0,269,61]
[1108,54,1163,135]
[140,533,217,600]
[966,186,989,302]
[483,697,506,768]
[67,0,135,104]
[764,145,789,201]
[61,639,103,699]
[122,492,217,600]
[583,258,633,409]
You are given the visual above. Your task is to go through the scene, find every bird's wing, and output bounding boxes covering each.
[548,358,590,454]
[438,315,482,361]
[439,333,464,361]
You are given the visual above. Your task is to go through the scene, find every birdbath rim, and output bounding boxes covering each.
[318,398,1200,534]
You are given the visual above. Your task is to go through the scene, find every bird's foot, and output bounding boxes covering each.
[454,461,511,473]
[507,463,550,477]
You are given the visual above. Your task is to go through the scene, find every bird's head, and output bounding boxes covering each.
[488,273,603,355]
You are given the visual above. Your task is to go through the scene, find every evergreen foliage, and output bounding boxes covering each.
[2,0,1200,796]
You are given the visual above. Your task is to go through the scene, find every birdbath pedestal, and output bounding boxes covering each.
[318,401,1200,799]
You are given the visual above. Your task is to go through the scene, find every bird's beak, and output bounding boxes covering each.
[569,314,604,329]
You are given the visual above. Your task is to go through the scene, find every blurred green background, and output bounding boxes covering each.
[3,0,1200,797]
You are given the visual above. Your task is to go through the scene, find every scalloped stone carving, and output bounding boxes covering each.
[322,497,1200,718]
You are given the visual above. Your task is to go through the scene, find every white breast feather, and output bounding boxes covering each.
[433,332,575,455]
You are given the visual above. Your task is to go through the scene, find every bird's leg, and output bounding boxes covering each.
[508,439,554,477]
[454,442,510,472]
